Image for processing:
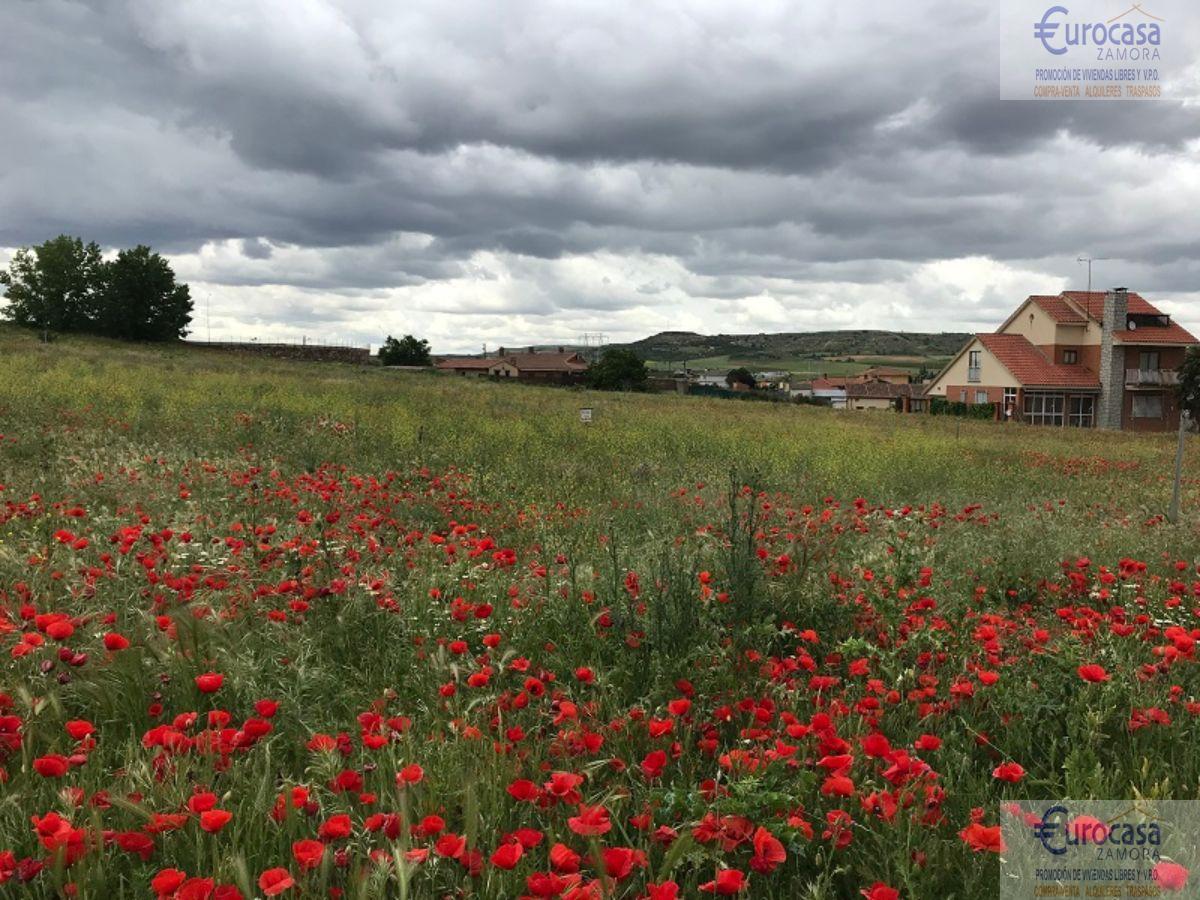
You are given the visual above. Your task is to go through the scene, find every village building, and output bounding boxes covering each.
[925,289,1196,431]
[435,347,589,384]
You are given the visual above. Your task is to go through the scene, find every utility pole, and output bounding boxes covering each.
[1077,256,1111,294]
[1169,412,1188,524]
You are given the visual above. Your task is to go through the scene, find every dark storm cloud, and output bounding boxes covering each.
[1,0,1198,346]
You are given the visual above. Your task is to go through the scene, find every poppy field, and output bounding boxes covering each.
[2,328,1200,899]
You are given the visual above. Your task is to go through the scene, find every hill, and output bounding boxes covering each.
[619,329,969,365]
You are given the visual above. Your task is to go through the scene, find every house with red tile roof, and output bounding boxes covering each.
[435,346,589,384]
[925,289,1197,431]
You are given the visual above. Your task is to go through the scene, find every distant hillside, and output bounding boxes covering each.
[618,330,970,365]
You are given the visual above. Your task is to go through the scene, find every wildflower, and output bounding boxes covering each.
[568,804,612,836]
[32,755,70,778]
[292,840,325,871]
[199,809,232,833]
[699,869,747,894]
[991,762,1026,783]
[490,842,523,870]
[1077,664,1110,683]
[257,868,294,896]
[749,827,786,873]
[194,673,224,694]
[1153,861,1189,892]
[862,883,900,900]
[959,823,1005,853]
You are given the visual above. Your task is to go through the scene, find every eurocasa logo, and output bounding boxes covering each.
[1033,805,1163,857]
[1034,4,1163,59]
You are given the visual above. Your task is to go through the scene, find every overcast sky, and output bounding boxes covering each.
[3,0,1199,352]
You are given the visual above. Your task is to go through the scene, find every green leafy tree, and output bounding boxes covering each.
[0,235,104,337]
[1178,347,1200,423]
[379,334,433,366]
[96,245,193,341]
[587,347,647,391]
[726,367,756,389]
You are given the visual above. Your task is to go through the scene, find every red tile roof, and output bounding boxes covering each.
[1029,295,1087,324]
[1056,291,1198,345]
[436,351,588,373]
[1061,290,1157,317]
[504,351,589,372]
[1114,324,1198,345]
[975,333,1100,389]
[436,356,493,370]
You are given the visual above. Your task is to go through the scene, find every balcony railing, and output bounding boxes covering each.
[1125,368,1180,386]
[967,367,981,383]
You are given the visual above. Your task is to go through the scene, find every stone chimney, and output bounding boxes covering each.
[528,346,535,354]
[1096,287,1128,429]
[498,346,506,357]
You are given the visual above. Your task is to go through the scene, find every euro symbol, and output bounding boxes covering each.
[1035,6,1070,54]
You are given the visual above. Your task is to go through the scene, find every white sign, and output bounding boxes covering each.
[579,407,593,424]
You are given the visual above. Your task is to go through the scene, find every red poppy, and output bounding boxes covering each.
[749,827,786,873]
[640,749,667,779]
[396,763,424,786]
[700,869,747,895]
[549,842,581,873]
[645,883,681,900]
[1153,861,1189,892]
[199,809,232,833]
[1077,664,1110,683]
[103,632,131,651]
[567,803,612,836]
[991,762,1026,783]
[194,673,224,693]
[490,842,523,870]
[862,883,901,900]
[152,869,187,897]
[959,823,1005,853]
[257,868,294,896]
[32,755,70,778]
[601,846,640,879]
[292,839,325,871]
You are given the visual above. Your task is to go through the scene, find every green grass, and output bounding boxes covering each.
[1,324,1199,899]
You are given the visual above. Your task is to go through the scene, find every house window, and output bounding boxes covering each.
[959,389,966,403]
[1068,396,1094,428]
[1024,392,1065,426]
[1063,349,1078,364]
[1003,388,1017,418]
[1139,351,1160,371]
[975,389,989,405]
[1132,394,1164,419]
[967,350,981,383]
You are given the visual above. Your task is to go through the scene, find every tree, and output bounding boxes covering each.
[379,334,432,366]
[0,235,104,338]
[587,347,647,391]
[1178,347,1200,422]
[96,246,193,341]
[726,367,756,389]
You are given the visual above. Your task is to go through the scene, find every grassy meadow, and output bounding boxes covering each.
[1,324,1199,898]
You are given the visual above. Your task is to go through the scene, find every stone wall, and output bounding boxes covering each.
[186,341,371,364]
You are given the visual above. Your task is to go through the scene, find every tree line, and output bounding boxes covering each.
[1,235,192,342]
